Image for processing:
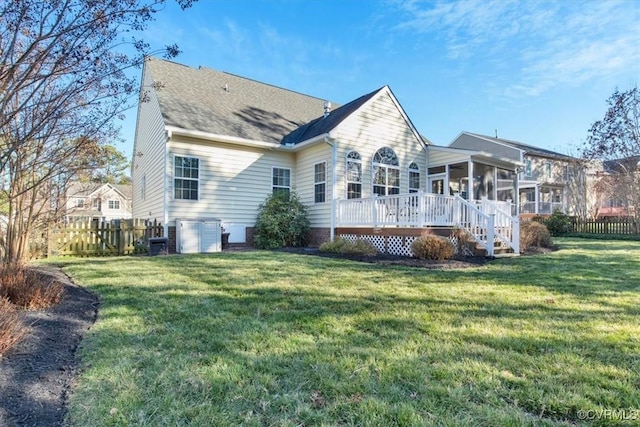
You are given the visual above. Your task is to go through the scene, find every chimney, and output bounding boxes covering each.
[323,101,331,118]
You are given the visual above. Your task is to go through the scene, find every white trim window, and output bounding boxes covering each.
[108,200,120,210]
[314,162,326,203]
[346,151,362,199]
[524,159,532,178]
[272,167,291,195]
[373,147,400,196]
[408,162,420,193]
[174,156,199,200]
[545,161,552,179]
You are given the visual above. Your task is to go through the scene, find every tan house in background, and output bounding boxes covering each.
[449,132,575,216]
[66,183,132,222]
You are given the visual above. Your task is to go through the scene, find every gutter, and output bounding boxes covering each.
[166,125,334,152]
[284,132,334,151]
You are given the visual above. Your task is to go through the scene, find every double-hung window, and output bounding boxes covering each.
[408,162,420,193]
[314,162,326,203]
[174,156,199,200]
[108,200,120,209]
[346,151,362,199]
[272,167,291,195]
[524,159,532,178]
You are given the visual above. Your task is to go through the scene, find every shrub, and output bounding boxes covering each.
[541,210,573,236]
[319,238,378,256]
[410,234,455,260]
[450,228,477,258]
[0,296,26,358]
[520,221,552,251]
[254,191,310,249]
[0,263,65,310]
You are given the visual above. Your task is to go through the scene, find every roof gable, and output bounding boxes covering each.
[281,88,382,146]
[462,132,572,160]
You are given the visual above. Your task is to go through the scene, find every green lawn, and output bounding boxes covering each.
[55,238,640,426]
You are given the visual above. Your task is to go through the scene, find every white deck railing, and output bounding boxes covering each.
[337,192,520,256]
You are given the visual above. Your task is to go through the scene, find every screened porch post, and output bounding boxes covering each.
[445,165,451,196]
[468,160,474,201]
[514,168,520,216]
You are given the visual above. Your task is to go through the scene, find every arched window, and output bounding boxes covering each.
[346,151,362,199]
[373,147,400,196]
[408,162,420,193]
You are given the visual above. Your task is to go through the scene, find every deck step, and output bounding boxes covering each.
[493,252,520,258]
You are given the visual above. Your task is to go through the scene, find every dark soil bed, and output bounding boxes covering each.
[278,247,492,269]
[0,267,99,427]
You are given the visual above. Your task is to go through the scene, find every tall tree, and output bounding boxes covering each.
[76,144,131,184]
[583,86,640,227]
[0,0,196,261]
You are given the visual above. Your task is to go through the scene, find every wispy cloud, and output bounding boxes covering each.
[393,0,640,98]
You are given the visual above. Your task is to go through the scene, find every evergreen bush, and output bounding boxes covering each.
[254,191,310,249]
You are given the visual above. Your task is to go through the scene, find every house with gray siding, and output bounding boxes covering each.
[449,132,576,216]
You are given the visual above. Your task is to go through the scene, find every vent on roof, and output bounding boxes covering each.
[223,83,229,92]
[323,101,331,118]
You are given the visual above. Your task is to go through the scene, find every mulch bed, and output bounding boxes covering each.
[0,267,99,427]
[278,247,491,269]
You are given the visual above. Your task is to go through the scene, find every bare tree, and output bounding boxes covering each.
[583,86,640,228]
[0,0,195,261]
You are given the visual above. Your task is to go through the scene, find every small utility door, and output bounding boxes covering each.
[201,221,221,253]
[179,221,200,254]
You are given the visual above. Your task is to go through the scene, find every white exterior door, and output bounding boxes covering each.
[179,221,200,253]
[201,221,221,253]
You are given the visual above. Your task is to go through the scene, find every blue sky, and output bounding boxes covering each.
[119,0,640,158]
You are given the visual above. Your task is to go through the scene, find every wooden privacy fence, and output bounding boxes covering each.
[48,219,164,257]
[571,218,639,235]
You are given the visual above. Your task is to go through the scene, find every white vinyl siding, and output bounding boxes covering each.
[331,91,427,202]
[166,137,295,225]
[131,63,167,221]
[295,143,332,227]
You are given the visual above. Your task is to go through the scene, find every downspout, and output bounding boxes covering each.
[163,129,170,238]
[325,134,337,241]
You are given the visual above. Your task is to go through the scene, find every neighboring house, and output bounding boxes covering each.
[133,58,521,255]
[594,156,640,218]
[66,183,132,222]
[449,132,576,216]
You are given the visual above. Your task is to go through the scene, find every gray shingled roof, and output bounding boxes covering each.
[465,132,573,160]
[146,58,340,144]
[604,156,640,173]
[281,88,383,145]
